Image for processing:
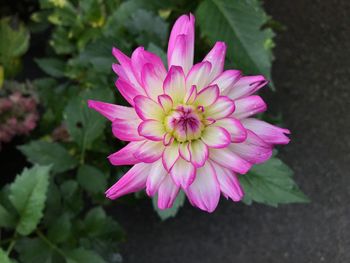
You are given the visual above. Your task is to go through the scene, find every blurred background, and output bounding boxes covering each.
[0,0,349,262]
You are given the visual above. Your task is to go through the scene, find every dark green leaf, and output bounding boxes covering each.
[18,141,78,174]
[35,58,66,77]
[9,165,51,235]
[77,165,107,194]
[152,191,185,220]
[0,204,16,228]
[60,180,83,215]
[16,238,53,263]
[47,213,71,243]
[196,0,275,87]
[239,157,310,206]
[64,88,113,149]
[66,248,105,263]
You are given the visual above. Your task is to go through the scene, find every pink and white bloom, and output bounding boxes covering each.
[88,14,290,212]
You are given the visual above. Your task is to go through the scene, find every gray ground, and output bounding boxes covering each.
[112,1,350,262]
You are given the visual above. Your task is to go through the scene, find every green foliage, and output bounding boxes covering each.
[0,17,30,78]
[0,204,16,228]
[18,140,78,174]
[9,165,50,235]
[240,156,310,206]
[152,191,186,220]
[196,0,275,87]
[0,248,12,263]
[77,165,107,194]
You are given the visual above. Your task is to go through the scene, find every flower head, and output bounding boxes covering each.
[88,14,290,212]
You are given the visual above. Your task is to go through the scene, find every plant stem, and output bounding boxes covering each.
[6,232,17,256]
[36,229,66,258]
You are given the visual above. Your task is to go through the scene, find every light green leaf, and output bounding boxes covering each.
[239,157,310,206]
[47,213,71,243]
[77,165,107,194]
[0,248,13,263]
[35,58,66,77]
[196,0,275,87]
[152,191,186,220]
[0,204,16,228]
[18,141,78,174]
[64,88,113,149]
[66,248,105,263]
[9,165,51,236]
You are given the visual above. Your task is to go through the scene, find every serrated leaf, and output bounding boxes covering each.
[18,141,78,174]
[196,0,274,87]
[239,157,310,206]
[47,213,71,243]
[0,204,16,228]
[35,58,66,77]
[152,191,185,220]
[0,248,12,263]
[77,165,107,194]
[64,88,113,149]
[66,248,105,263]
[9,165,51,235]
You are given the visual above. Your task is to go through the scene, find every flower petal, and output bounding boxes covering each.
[229,130,272,164]
[167,14,195,74]
[186,61,212,92]
[241,118,290,145]
[178,142,191,161]
[112,118,143,141]
[162,141,180,171]
[112,47,144,93]
[185,162,220,213]
[203,42,226,81]
[138,120,165,141]
[210,70,241,95]
[214,117,247,143]
[189,139,208,167]
[211,162,243,201]
[141,63,166,100]
[133,95,164,120]
[170,157,196,188]
[194,84,219,107]
[163,66,186,103]
[131,47,166,85]
[233,95,267,119]
[157,175,180,209]
[210,148,252,174]
[105,163,151,199]
[227,75,268,100]
[146,159,167,197]
[184,85,197,104]
[115,78,141,106]
[205,96,235,120]
[133,140,164,163]
[158,94,173,113]
[88,100,139,122]
[108,141,144,166]
[201,126,231,148]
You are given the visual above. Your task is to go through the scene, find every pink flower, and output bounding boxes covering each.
[88,14,290,212]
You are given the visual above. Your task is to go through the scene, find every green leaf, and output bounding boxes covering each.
[0,248,12,263]
[0,17,30,61]
[35,58,66,77]
[0,204,16,228]
[152,191,186,220]
[196,0,274,87]
[9,165,51,235]
[60,180,84,216]
[66,248,105,263]
[77,165,107,194]
[64,88,113,149]
[16,238,53,263]
[47,213,71,243]
[239,157,310,206]
[125,9,168,47]
[18,141,78,174]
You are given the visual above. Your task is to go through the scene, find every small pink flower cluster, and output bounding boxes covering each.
[0,91,39,147]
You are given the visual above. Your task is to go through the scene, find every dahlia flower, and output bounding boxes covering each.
[88,14,290,212]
